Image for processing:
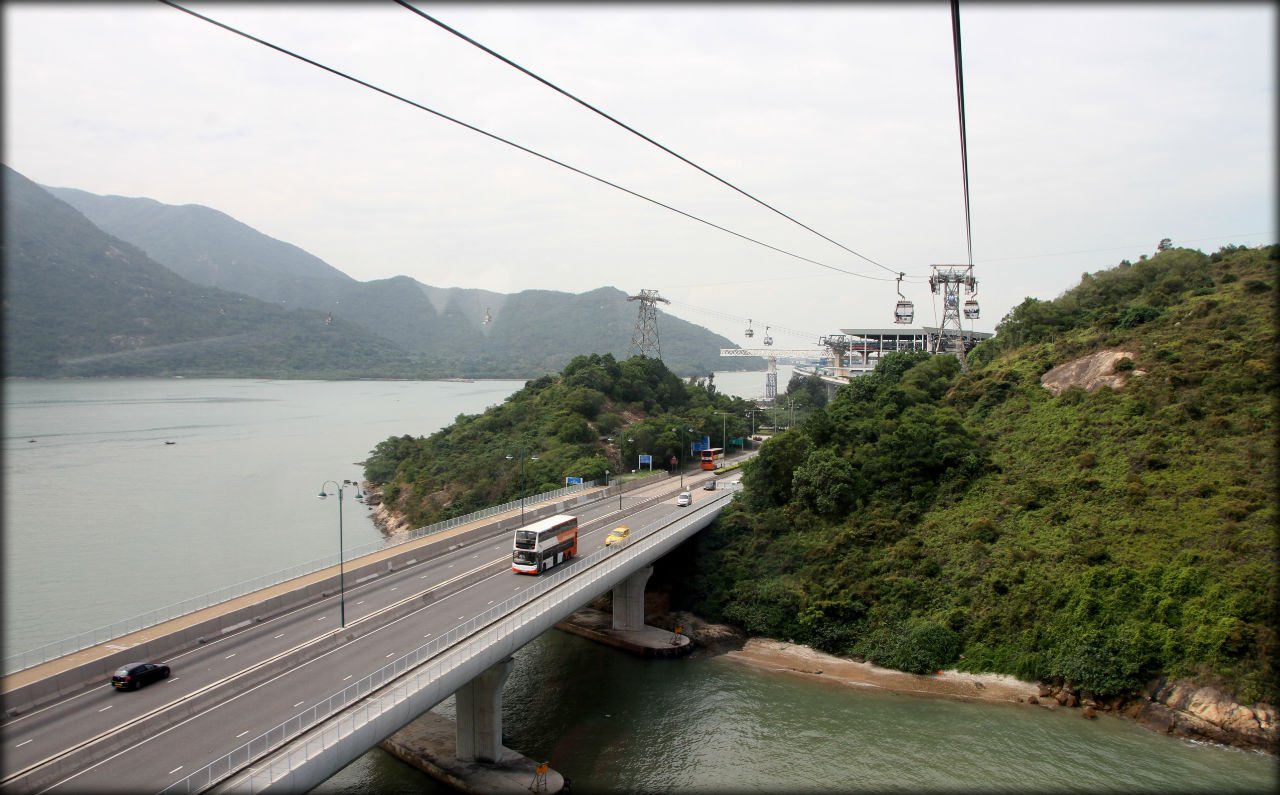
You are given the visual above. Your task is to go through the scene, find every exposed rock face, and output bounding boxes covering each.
[1035,677,1276,753]
[1134,679,1278,754]
[1040,349,1146,396]
[370,501,413,536]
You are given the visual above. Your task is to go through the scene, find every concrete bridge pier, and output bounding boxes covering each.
[380,657,566,793]
[455,657,513,762]
[611,565,653,631]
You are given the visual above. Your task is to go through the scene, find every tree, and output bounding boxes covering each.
[1157,237,1173,252]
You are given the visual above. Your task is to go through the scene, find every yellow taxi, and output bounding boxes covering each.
[604,526,631,546]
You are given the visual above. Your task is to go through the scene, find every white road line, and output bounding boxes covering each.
[488,601,494,605]
[16,739,33,747]
[273,633,284,639]
[390,587,397,591]
[225,653,236,659]
[424,633,432,638]
[386,653,395,658]
[236,731,249,738]
[343,675,352,681]
[294,701,304,708]
[317,616,326,620]
[356,600,365,605]
[169,766,184,775]
[99,705,113,712]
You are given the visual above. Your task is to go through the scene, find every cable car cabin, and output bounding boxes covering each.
[964,299,980,319]
[512,514,578,574]
[745,319,754,338]
[763,326,773,346]
[894,300,914,324]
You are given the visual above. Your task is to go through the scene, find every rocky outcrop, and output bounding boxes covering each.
[370,500,413,536]
[1127,679,1277,754]
[1036,676,1277,754]
[1040,349,1146,396]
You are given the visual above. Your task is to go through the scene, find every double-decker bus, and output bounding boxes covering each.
[699,447,724,470]
[512,514,578,574]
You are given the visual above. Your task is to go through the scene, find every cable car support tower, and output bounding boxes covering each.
[627,289,669,360]
[929,264,978,372]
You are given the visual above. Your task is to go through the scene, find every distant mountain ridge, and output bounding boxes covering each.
[2,165,414,378]
[40,180,757,377]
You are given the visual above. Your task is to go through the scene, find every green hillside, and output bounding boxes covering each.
[364,353,758,529]
[675,244,1277,704]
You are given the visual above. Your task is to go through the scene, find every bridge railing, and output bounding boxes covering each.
[3,481,595,676]
[161,497,722,794]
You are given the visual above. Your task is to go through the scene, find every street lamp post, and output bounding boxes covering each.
[714,410,729,456]
[672,425,693,489]
[317,478,362,628]
[506,451,539,526]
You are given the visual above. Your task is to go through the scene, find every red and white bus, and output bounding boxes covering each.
[699,447,724,470]
[512,514,578,574]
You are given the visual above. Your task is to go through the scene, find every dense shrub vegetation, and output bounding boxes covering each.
[679,244,1277,703]
[368,243,1275,706]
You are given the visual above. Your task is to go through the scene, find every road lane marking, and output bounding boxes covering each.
[317,616,326,620]
[169,766,183,775]
[386,653,395,658]
[343,675,352,681]
[16,739,33,747]
[273,633,284,639]
[98,705,112,712]
[225,653,236,659]
[356,600,365,605]
[294,701,304,708]
[236,731,249,738]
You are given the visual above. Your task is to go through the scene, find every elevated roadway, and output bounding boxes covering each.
[1,462,743,793]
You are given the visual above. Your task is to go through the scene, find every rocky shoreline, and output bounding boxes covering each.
[648,611,1277,756]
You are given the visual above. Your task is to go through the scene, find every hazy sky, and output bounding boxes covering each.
[4,2,1274,347]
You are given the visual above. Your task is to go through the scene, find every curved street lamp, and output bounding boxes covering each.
[506,451,539,526]
[317,478,362,628]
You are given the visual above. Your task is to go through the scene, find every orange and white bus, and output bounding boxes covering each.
[699,447,724,470]
[512,514,578,574]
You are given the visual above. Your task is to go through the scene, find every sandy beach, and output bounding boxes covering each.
[722,638,1040,705]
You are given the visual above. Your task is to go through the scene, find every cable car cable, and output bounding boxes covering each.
[159,0,902,284]
[396,0,901,278]
[951,0,973,271]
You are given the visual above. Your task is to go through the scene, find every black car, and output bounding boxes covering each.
[111,661,170,691]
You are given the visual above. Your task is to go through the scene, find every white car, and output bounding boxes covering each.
[676,492,692,507]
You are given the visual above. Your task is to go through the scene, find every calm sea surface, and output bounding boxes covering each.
[4,374,1274,793]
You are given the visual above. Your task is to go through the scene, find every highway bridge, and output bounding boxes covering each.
[1,465,740,793]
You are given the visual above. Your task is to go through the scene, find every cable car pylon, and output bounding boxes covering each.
[627,289,670,360]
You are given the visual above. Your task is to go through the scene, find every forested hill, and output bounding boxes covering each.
[2,165,414,378]
[41,181,757,377]
[677,244,1276,707]
[363,353,759,531]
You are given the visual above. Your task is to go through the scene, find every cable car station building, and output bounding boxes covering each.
[792,326,993,398]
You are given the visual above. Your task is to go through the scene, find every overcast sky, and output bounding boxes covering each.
[4,2,1274,347]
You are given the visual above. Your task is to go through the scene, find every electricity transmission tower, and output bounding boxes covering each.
[627,289,669,360]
